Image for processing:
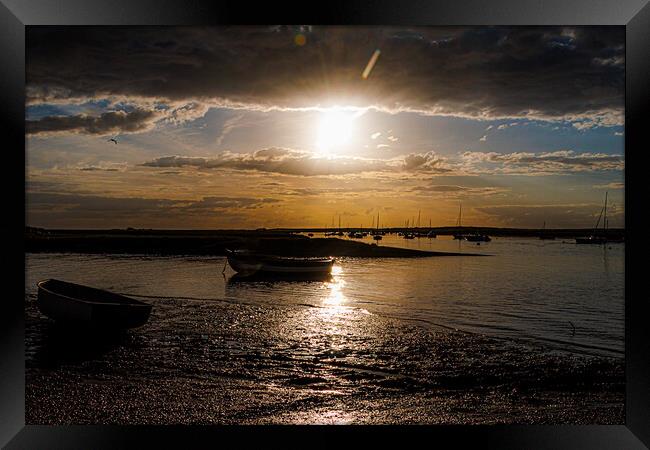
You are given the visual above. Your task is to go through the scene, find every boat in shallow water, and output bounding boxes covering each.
[464,234,491,242]
[226,249,334,275]
[576,192,610,245]
[37,279,152,329]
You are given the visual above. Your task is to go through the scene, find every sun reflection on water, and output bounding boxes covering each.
[322,264,347,311]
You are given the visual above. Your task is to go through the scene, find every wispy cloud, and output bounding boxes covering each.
[141,148,452,176]
[461,150,623,174]
[410,184,508,198]
[27,192,280,225]
[215,113,245,147]
[593,182,624,190]
[475,203,624,228]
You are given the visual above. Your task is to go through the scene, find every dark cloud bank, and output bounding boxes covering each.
[26,26,624,134]
[26,108,161,136]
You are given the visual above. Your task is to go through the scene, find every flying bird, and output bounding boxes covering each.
[108,137,118,144]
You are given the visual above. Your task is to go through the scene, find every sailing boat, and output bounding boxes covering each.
[336,214,344,236]
[403,216,415,239]
[576,192,608,244]
[453,204,464,240]
[373,212,382,240]
[539,220,555,240]
[452,203,490,242]
[427,218,437,238]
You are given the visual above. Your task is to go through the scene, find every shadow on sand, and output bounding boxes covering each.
[28,319,140,368]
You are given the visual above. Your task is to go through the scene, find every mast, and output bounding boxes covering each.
[418,210,421,229]
[592,192,608,237]
[377,212,380,230]
[603,191,607,235]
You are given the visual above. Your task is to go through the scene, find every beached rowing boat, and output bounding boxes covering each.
[226,249,334,275]
[37,279,152,328]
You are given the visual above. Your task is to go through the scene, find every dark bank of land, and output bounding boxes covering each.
[26,227,485,257]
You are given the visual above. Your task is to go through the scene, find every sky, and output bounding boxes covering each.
[25,26,625,229]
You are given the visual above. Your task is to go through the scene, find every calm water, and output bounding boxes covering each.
[25,236,624,357]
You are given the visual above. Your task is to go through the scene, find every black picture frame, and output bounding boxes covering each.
[2,0,648,448]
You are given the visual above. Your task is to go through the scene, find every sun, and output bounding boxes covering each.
[316,110,355,151]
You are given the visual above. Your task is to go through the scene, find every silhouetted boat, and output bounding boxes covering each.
[226,249,334,275]
[464,234,491,242]
[576,192,609,245]
[371,212,383,240]
[539,221,555,240]
[37,279,152,329]
[575,236,607,244]
[453,203,465,239]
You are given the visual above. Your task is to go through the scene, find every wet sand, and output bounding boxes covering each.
[26,295,623,425]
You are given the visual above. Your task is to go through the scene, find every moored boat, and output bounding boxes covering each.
[226,249,334,275]
[576,236,607,244]
[453,203,465,239]
[539,221,555,240]
[576,192,610,245]
[37,279,152,329]
[464,234,491,242]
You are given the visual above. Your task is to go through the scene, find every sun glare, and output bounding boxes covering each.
[316,110,355,151]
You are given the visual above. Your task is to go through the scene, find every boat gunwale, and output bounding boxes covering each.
[37,279,151,308]
[225,250,334,264]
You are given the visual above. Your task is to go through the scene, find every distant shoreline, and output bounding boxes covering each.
[26,228,489,258]
[26,225,625,238]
